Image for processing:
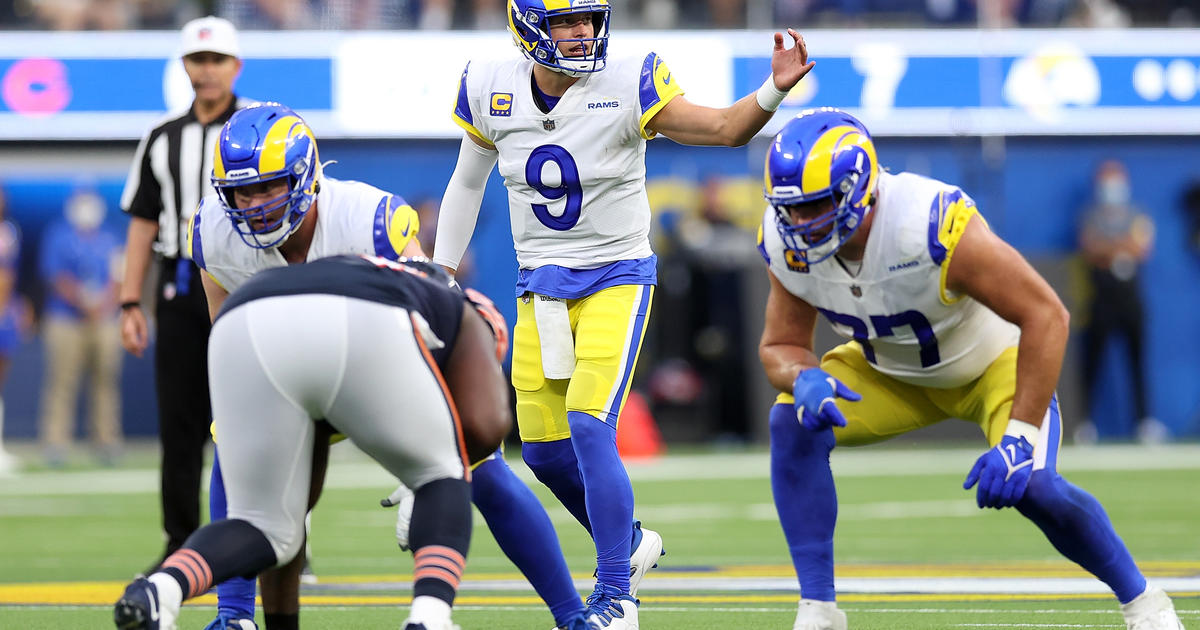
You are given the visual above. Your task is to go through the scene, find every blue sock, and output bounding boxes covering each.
[472,455,585,626]
[568,411,633,593]
[1017,470,1147,603]
[522,438,592,534]
[210,449,257,618]
[769,402,838,602]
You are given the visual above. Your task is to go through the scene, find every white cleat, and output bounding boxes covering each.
[628,521,664,598]
[1123,586,1186,630]
[382,482,415,551]
[792,598,847,630]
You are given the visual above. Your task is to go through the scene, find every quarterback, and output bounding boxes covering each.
[433,0,814,627]
[757,108,1185,630]
[157,103,592,630]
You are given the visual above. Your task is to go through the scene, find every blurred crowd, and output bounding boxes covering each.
[1,0,1197,30]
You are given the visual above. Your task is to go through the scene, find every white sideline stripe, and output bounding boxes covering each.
[2,445,1200,496]
[430,576,1200,594]
[324,498,981,533]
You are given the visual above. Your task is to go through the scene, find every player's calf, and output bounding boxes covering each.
[404,478,471,629]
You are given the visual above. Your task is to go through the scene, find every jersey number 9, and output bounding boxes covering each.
[526,144,583,231]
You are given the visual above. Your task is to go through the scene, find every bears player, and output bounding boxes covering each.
[757,108,1185,630]
[432,1,815,626]
[113,254,513,630]
[181,103,594,630]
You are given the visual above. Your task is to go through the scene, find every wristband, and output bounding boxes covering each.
[755,75,789,112]
[1004,418,1040,446]
[119,301,141,311]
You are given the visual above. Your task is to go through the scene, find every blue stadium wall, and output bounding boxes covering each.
[4,135,1199,441]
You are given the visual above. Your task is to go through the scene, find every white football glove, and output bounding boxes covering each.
[380,482,415,551]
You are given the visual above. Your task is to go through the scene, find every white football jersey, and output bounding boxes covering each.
[188,177,419,292]
[452,52,683,270]
[759,171,1020,388]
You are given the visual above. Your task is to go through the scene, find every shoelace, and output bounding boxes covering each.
[585,585,636,623]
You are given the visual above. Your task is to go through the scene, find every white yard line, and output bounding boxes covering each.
[2,445,1199,497]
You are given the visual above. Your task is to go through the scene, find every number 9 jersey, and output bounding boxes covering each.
[451,52,683,271]
[758,171,1020,389]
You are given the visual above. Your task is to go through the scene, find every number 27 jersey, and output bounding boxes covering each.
[452,53,683,270]
[758,171,1020,389]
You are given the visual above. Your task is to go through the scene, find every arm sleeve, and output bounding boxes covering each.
[431,135,499,272]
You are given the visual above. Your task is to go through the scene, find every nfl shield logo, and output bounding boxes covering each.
[850,284,862,298]
[542,118,556,131]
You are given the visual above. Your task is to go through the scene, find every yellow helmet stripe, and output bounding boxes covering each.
[507,0,537,52]
[259,115,306,175]
[800,125,862,194]
[543,0,571,10]
[763,149,774,195]
[213,142,226,179]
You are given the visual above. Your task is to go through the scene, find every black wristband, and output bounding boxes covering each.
[119,301,141,311]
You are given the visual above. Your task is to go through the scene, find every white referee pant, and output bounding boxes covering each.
[208,294,468,566]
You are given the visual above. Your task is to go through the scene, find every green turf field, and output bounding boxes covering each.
[1,442,1197,628]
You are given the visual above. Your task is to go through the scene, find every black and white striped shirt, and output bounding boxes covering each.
[120,96,252,259]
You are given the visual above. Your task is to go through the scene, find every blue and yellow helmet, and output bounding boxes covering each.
[508,0,610,77]
[764,108,879,265]
[211,102,321,249]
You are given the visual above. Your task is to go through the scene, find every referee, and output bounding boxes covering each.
[117,16,250,571]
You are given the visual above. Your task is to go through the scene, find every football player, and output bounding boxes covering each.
[113,254,511,630]
[174,103,594,630]
[758,108,1185,630]
[432,1,815,627]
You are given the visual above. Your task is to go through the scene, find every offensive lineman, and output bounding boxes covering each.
[758,108,1185,630]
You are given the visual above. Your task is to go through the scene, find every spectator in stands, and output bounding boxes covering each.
[28,0,138,29]
[37,189,124,467]
[1074,159,1165,444]
[218,0,432,29]
[0,186,24,475]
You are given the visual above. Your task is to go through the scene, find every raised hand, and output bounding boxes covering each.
[770,28,816,92]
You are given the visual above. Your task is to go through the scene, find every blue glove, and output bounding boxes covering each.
[963,434,1035,509]
[791,368,861,432]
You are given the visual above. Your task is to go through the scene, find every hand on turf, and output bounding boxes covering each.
[791,368,860,432]
[963,435,1034,509]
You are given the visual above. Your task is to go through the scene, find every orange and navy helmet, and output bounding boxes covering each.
[764,108,879,265]
[211,102,321,249]
[508,0,610,77]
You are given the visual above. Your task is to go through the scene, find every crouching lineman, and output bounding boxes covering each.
[113,253,513,630]
[757,108,1185,630]
[181,102,595,630]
